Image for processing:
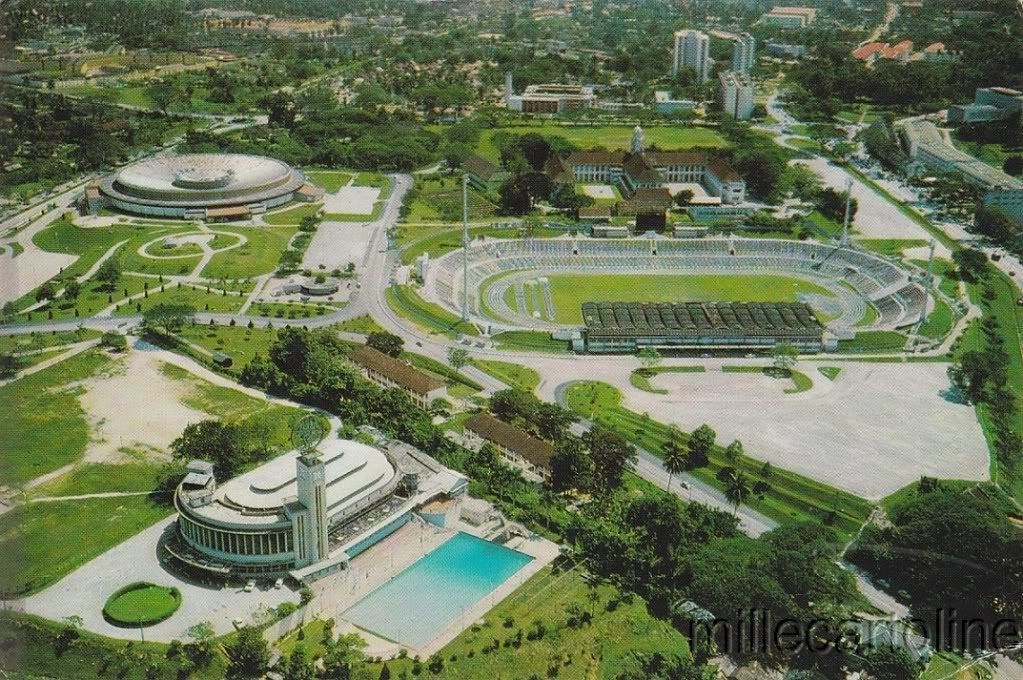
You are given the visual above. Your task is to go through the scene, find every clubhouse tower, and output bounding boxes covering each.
[169,433,468,579]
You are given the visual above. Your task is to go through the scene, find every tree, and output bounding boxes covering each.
[662,426,689,493]
[534,401,577,441]
[447,346,470,371]
[142,303,195,334]
[35,280,57,303]
[490,388,536,423]
[722,468,752,516]
[772,343,799,372]
[366,331,404,358]
[863,646,919,680]
[95,258,121,291]
[585,426,637,493]
[100,331,127,352]
[321,633,366,679]
[64,279,81,301]
[724,439,743,464]
[1003,155,1023,177]
[282,646,315,680]
[0,353,19,379]
[673,189,695,208]
[1,301,15,321]
[637,347,662,370]
[551,436,593,491]
[224,626,270,679]
[817,187,858,224]
[688,424,716,468]
[170,419,249,479]
[186,621,215,665]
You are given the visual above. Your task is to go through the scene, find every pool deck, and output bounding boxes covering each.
[310,516,559,659]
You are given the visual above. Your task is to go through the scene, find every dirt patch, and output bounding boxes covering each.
[76,350,208,464]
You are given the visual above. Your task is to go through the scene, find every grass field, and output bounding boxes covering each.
[0,350,110,486]
[856,238,929,257]
[474,124,728,162]
[564,381,873,536]
[507,273,836,324]
[0,329,101,354]
[0,495,173,595]
[305,170,353,193]
[173,324,277,371]
[113,284,247,316]
[360,564,691,679]
[405,176,499,222]
[0,612,228,679]
[836,330,907,353]
[103,582,181,627]
[263,203,322,226]
[28,462,168,498]
[399,224,564,265]
[386,285,478,337]
[199,226,297,279]
[471,359,541,392]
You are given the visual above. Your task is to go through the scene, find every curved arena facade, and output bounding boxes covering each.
[422,237,931,350]
[86,153,322,220]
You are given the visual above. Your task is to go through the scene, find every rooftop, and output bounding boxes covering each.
[350,345,446,396]
[582,301,824,339]
[464,413,554,470]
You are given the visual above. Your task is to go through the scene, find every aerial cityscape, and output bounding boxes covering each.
[0,0,1021,678]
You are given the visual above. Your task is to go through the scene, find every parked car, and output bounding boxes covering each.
[244,580,255,592]
[274,578,284,590]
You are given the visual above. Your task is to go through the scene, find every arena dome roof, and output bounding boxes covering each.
[99,153,307,210]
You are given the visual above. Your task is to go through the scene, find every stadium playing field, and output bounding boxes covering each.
[502,274,834,324]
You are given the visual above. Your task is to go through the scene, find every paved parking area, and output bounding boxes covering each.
[323,186,379,215]
[21,517,299,642]
[542,358,989,500]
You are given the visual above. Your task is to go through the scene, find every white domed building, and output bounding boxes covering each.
[84,153,323,220]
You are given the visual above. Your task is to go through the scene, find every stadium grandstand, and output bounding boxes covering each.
[421,237,931,346]
[578,301,824,353]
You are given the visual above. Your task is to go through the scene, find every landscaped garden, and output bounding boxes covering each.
[103,582,182,627]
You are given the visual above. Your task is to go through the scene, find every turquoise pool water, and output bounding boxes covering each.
[342,532,533,647]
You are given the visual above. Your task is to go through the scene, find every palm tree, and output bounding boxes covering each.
[662,427,688,493]
[722,469,752,517]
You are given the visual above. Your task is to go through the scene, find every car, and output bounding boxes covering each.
[232,617,244,629]
[274,578,284,590]
[244,580,255,592]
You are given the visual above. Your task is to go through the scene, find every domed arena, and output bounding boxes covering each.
[86,153,323,220]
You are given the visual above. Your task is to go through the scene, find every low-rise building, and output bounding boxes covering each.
[654,90,697,114]
[761,6,817,28]
[463,154,509,192]
[350,345,448,408]
[948,86,1023,125]
[718,70,755,120]
[464,413,554,483]
[765,42,807,59]
[898,119,1023,191]
[504,72,596,114]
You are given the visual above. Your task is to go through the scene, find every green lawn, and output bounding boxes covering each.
[113,284,247,316]
[564,381,873,536]
[0,329,101,354]
[0,612,228,679]
[917,297,955,340]
[103,582,181,626]
[817,366,842,381]
[856,238,929,257]
[630,366,706,394]
[172,324,277,371]
[491,330,569,353]
[400,224,564,265]
[836,330,907,353]
[0,495,173,595]
[474,124,728,162]
[0,350,110,486]
[471,359,541,392]
[200,226,298,279]
[386,285,478,337]
[335,315,386,335]
[305,170,353,193]
[537,273,835,324]
[405,176,498,222]
[28,462,168,498]
[263,203,322,226]
[368,565,690,679]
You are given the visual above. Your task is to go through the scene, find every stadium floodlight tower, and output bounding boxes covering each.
[461,173,470,323]
[840,178,854,247]
[922,239,936,324]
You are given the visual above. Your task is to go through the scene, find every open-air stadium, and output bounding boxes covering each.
[422,236,937,347]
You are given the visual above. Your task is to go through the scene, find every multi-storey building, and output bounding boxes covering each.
[350,345,448,408]
[732,32,756,73]
[761,6,817,28]
[718,70,755,120]
[672,30,711,82]
[464,413,553,484]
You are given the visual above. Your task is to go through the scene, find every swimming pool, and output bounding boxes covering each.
[341,532,533,647]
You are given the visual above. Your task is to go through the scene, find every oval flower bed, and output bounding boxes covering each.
[103,582,182,627]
